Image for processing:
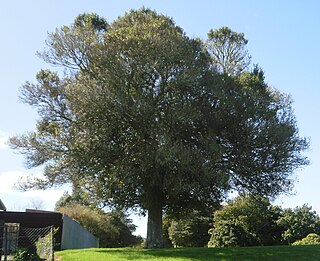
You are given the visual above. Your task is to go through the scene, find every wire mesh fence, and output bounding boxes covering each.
[0,224,54,261]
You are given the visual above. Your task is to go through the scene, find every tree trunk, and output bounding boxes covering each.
[146,202,163,248]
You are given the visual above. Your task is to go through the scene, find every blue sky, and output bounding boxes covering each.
[0,0,319,236]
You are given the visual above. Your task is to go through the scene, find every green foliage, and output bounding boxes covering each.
[55,192,75,209]
[210,69,308,198]
[208,196,320,247]
[162,216,174,248]
[277,204,320,244]
[54,188,93,209]
[208,195,283,247]
[38,13,109,70]
[57,204,141,247]
[206,26,251,75]
[13,247,38,261]
[165,211,211,247]
[9,8,309,248]
[35,231,52,260]
[292,233,320,245]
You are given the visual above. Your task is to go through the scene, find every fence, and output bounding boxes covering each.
[0,224,54,261]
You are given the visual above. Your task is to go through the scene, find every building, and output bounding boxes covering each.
[0,204,99,251]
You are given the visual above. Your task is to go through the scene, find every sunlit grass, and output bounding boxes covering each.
[56,244,320,261]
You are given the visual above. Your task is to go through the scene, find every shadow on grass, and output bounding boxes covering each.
[91,245,320,261]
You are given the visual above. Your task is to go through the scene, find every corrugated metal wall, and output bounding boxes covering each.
[61,214,99,249]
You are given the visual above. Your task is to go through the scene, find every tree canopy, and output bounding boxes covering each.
[206,26,251,76]
[277,204,320,244]
[9,8,308,248]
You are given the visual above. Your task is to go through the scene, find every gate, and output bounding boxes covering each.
[0,224,54,261]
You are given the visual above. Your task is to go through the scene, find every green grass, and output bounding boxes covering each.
[55,244,320,261]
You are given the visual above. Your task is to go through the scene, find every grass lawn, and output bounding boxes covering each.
[55,244,320,260]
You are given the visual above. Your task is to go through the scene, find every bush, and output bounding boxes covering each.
[13,247,39,261]
[164,210,211,248]
[35,228,58,260]
[208,195,282,247]
[292,233,320,245]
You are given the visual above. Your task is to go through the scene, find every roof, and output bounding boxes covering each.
[0,199,6,211]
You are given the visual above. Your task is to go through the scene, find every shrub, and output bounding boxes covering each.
[292,233,320,245]
[208,195,282,247]
[13,247,38,261]
[165,210,211,248]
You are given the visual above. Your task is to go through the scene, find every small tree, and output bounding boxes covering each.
[277,204,320,244]
[166,210,211,247]
[208,195,283,247]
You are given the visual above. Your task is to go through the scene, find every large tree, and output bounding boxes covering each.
[9,9,308,248]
